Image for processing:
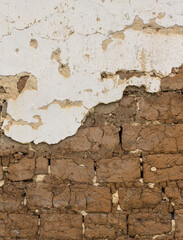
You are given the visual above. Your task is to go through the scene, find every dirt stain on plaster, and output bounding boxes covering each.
[102,31,125,51]
[30,39,38,49]
[102,16,183,51]
[110,30,125,40]
[140,48,146,72]
[102,15,183,52]
[40,99,83,110]
[51,48,70,78]
[102,38,113,51]
[3,114,43,132]
[157,12,166,19]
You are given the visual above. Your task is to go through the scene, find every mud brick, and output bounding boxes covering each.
[118,186,162,211]
[70,185,111,213]
[94,95,137,125]
[161,70,183,91]
[0,193,23,213]
[6,156,35,181]
[51,158,94,182]
[0,184,24,213]
[66,128,92,152]
[122,123,142,151]
[26,183,53,209]
[0,213,9,237]
[85,213,127,239]
[128,212,171,237]
[52,185,70,209]
[0,135,28,157]
[97,156,140,183]
[40,214,82,239]
[9,214,38,238]
[165,181,182,209]
[122,124,180,153]
[101,126,122,151]
[86,127,103,152]
[0,166,3,180]
[175,209,183,238]
[35,157,48,174]
[170,93,183,123]
[138,92,183,124]
[1,156,9,166]
[143,154,183,183]
[138,93,170,122]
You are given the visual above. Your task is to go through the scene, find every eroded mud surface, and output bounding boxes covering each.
[1,68,183,239]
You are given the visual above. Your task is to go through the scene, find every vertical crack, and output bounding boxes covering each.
[92,161,99,186]
[23,189,27,206]
[171,209,176,240]
[82,215,85,235]
[162,186,169,202]
[94,161,97,172]
[38,215,41,235]
[119,126,123,148]
[140,152,143,179]
[126,214,129,236]
[48,158,51,174]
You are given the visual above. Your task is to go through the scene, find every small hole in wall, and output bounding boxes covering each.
[82,215,84,223]
[48,159,51,166]
[140,152,143,178]
[140,167,143,178]
[119,126,123,145]
[94,161,97,171]
[162,187,165,193]
[101,72,108,79]
[38,215,41,233]
[48,159,51,174]
[126,214,129,235]
[171,211,175,220]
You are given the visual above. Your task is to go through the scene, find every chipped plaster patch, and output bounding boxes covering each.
[51,48,70,78]
[30,39,38,49]
[0,0,183,144]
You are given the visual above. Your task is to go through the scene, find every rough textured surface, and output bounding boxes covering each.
[1,80,183,238]
[1,1,183,239]
[4,0,183,144]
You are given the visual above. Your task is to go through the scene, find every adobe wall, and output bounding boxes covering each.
[1,1,183,239]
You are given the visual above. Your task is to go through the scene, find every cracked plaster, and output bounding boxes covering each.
[0,0,183,144]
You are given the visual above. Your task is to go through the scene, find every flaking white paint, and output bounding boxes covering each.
[0,0,183,144]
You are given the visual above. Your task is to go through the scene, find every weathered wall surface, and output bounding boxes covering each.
[1,0,183,144]
[1,0,183,239]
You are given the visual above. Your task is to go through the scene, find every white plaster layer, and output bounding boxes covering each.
[0,0,183,144]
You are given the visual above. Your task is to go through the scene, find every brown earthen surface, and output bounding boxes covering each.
[1,70,183,239]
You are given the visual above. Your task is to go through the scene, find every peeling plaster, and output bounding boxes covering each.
[0,0,183,144]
